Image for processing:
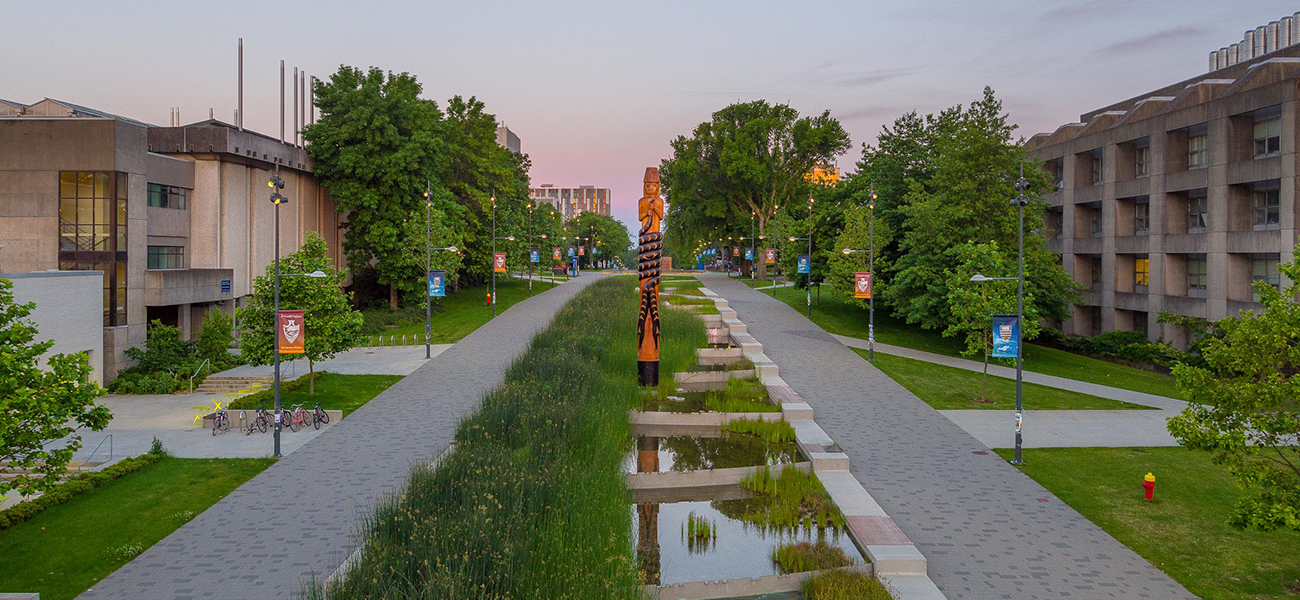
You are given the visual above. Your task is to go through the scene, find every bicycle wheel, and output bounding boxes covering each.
[212,415,222,436]
[286,413,300,432]
[311,410,322,430]
[317,409,329,425]
[256,413,269,433]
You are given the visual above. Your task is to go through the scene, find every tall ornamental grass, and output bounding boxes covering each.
[310,277,702,599]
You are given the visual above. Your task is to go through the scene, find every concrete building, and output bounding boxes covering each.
[1026,38,1300,345]
[529,184,611,220]
[3,271,104,385]
[495,125,521,154]
[0,98,342,377]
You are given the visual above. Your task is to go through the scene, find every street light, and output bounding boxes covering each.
[969,164,1031,465]
[489,192,515,317]
[840,185,878,360]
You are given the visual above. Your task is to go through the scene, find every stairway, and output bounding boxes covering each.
[193,375,272,396]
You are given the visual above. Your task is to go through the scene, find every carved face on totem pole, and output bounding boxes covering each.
[639,168,663,232]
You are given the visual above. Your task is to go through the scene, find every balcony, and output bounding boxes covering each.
[1114,236,1149,254]
[1161,295,1208,318]
[1072,185,1103,205]
[1164,169,1208,192]
[144,268,235,306]
[1227,155,1281,185]
[1113,292,1150,312]
[1226,230,1282,254]
[1072,237,1102,255]
[1164,233,1209,254]
[1114,178,1150,199]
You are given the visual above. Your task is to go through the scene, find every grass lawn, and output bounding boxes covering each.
[363,277,558,345]
[278,372,403,416]
[996,447,1300,600]
[774,286,1181,399]
[859,350,1152,410]
[0,456,274,600]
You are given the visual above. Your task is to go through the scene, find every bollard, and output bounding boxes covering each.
[1142,472,1155,500]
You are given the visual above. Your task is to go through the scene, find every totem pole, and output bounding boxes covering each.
[637,167,663,387]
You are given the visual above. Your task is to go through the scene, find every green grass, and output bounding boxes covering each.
[252,372,402,417]
[996,447,1300,600]
[801,570,894,600]
[771,540,855,574]
[0,456,273,600]
[665,294,713,306]
[362,277,559,346]
[859,350,1153,410]
[774,286,1180,399]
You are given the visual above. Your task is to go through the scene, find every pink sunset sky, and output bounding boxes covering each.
[3,0,1294,234]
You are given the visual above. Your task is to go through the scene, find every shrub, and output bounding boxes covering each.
[0,453,163,530]
[771,540,855,574]
[227,371,327,410]
[801,570,894,600]
[195,308,239,370]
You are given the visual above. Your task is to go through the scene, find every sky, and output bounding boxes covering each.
[3,1,1296,233]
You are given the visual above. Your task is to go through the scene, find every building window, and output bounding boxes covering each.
[1187,256,1208,298]
[1188,123,1208,169]
[59,171,128,326]
[1252,256,1280,302]
[1134,139,1150,178]
[1187,190,1208,232]
[147,246,184,270]
[1134,197,1150,235]
[1090,256,1102,290]
[1090,206,1103,237]
[1090,149,1103,185]
[1252,185,1281,229]
[146,183,187,209]
[1253,106,1281,158]
[1135,257,1150,290]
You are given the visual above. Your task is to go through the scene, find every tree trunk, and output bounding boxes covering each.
[756,213,769,282]
[389,284,398,310]
[309,359,315,395]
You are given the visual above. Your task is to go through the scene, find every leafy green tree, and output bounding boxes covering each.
[660,100,851,280]
[305,66,444,308]
[887,88,1076,332]
[566,212,631,268]
[195,308,238,370]
[0,279,110,496]
[827,201,894,305]
[1167,250,1300,531]
[124,321,190,375]
[943,242,1041,400]
[239,232,364,394]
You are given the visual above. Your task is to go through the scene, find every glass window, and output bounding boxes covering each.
[1134,140,1150,177]
[1188,123,1208,169]
[1187,256,1208,297]
[1135,257,1150,288]
[1253,186,1281,229]
[1134,197,1150,235]
[1253,106,1282,158]
[146,183,187,209]
[1090,256,1102,290]
[147,246,184,270]
[1091,206,1103,237]
[1252,257,1280,301]
[59,171,128,326]
[1090,150,1103,185]
[1187,190,1208,231]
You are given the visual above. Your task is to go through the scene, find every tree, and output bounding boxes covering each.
[886,88,1076,332]
[566,212,631,268]
[660,100,851,280]
[1167,250,1300,531]
[238,232,364,394]
[942,242,1041,401]
[0,279,110,496]
[195,308,238,370]
[305,66,444,308]
[827,200,894,305]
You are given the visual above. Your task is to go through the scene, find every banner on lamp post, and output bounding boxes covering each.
[854,272,872,299]
[578,245,585,256]
[732,246,740,257]
[764,248,776,264]
[493,253,507,273]
[529,248,540,263]
[797,254,810,274]
[277,310,305,354]
[745,247,754,261]
[567,247,575,258]
[553,247,562,261]
[428,270,445,297]
[991,314,1020,359]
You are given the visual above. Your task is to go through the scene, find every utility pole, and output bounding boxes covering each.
[268,172,287,458]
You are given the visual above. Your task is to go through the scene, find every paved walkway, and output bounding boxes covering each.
[80,274,604,600]
[216,344,451,378]
[701,274,1193,600]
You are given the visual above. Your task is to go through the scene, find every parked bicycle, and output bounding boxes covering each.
[284,404,310,432]
[211,409,231,436]
[311,401,330,430]
[243,405,271,435]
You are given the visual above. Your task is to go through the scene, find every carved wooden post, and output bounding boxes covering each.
[638,167,663,387]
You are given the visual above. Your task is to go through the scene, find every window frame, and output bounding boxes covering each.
[1135,256,1150,291]
[59,171,128,326]
[1186,256,1208,298]
[1253,106,1282,159]
[146,245,185,270]
[1251,256,1280,302]
[1187,190,1209,232]
[1134,197,1150,235]
[1187,123,1209,169]
[1134,140,1150,178]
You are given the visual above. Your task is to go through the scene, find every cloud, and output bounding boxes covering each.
[1095,25,1207,55]
[837,68,917,88]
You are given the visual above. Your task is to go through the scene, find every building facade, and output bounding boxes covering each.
[4,271,104,385]
[0,98,342,376]
[1026,44,1299,346]
[529,184,611,219]
[495,125,521,154]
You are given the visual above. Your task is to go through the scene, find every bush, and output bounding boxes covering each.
[0,453,164,530]
[801,570,894,600]
[227,371,327,410]
[195,308,239,370]
[110,319,219,393]
[108,371,181,395]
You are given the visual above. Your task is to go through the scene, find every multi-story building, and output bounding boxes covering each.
[1026,19,1298,346]
[529,184,611,219]
[495,125,521,154]
[0,98,343,376]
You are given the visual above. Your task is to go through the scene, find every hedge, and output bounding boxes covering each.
[0,452,164,531]
[227,371,327,410]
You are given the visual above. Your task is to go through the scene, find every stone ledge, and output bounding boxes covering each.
[877,574,948,600]
[865,545,928,576]
[818,471,888,517]
[647,563,873,600]
[721,318,746,334]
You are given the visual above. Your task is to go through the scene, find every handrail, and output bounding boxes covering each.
[82,434,112,471]
[189,358,211,394]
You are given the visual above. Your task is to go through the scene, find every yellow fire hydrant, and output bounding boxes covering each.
[1142,472,1155,500]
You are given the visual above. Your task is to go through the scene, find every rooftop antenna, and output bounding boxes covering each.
[238,38,244,130]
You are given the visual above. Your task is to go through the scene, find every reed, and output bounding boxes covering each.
[801,570,895,600]
[771,540,855,574]
[723,417,796,443]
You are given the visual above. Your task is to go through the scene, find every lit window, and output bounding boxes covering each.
[1187,190,1208,231]
[1134,198,1150,235]
[1253,186,1280,229]
[1252,257,1280,302]
[1135,257,1150,288]
[1187,256,1208,297]
[1253,106,1282,158]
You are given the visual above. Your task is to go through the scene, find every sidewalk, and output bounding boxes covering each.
[939,409,1180,449]
[215,344,451,378]
[79,274,605,600]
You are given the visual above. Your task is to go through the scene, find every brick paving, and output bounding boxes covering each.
[703,275,1194,600]
[79,276,601,600]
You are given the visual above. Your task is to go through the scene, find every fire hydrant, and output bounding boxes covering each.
[486,292,492,306]
[1142,472,1155,500]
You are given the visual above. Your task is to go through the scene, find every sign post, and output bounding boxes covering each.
[992,313,1022,455]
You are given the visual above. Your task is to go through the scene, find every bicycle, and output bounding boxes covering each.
[285,404,310,432]
[243,405,271,435]
[211,409,231,436]
[311,401,330,430]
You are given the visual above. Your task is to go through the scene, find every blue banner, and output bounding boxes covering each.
[797,254,810,274]
[991,314,1019,358]
[745,247,754,261]
[428,270,446,298]
[567,247,575,258]
[529,248,540,263]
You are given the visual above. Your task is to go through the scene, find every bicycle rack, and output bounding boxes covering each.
[82,434,113,471]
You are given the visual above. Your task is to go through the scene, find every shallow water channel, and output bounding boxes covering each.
[623,435,798,473]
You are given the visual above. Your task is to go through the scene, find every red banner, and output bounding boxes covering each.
[732,246,739,257]
[854,272,872,299]
[494,253,507,273]
[278,310,305,354]
[765,248,776,264]
[552,247,562,261]
[578,245,585,256]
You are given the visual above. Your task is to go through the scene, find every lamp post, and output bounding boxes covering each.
[750,211,756,279]
[489,193,515,317]
[527,203,534,295]
[969,166,1030,465]
[841,185,878,360]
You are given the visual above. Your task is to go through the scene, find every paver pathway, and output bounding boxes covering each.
[702,274,1193,600]
[79,276,599,600]
[216,344,451,378]
[939,409,1181,449]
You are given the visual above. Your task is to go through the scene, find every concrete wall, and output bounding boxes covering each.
[4,271,104,385]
